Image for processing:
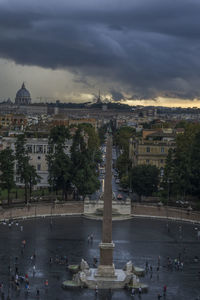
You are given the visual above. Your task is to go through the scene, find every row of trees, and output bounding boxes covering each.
[0,124,102,205]
[47,124,101,200]
[162,123,200,201]
[0,134,39,205]
[113,126,135,187]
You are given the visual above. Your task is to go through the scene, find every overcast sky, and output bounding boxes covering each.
[0,0,200,107]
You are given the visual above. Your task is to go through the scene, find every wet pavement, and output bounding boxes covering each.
[0,216,200,300]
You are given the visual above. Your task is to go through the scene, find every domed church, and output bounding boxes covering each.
[15,83,31,105]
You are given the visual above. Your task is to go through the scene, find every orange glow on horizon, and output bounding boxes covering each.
[123,97,200,108]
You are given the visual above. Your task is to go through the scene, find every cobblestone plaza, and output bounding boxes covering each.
[0,216,199,299]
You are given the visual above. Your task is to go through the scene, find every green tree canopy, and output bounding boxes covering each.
[71,128,100,197]
[130,165,159,198]
[0,147,15,205]
[15,134,38,203]
[47,126,72,200]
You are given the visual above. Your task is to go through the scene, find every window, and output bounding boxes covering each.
[38,156,41,160]
[146,159,149,163]
[26,145,32,153]
[36,145,43,153]
[146,147,150,153]
[161,147,165,153]
[37,164,41,171]
[160,159,164,163]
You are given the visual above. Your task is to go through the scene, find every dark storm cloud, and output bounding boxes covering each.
[110,89,125,102]
[0,0,200,100]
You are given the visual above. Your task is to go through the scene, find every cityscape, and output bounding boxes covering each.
[0,1,200,300]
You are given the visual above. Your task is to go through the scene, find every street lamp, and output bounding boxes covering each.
[166,178,173,232]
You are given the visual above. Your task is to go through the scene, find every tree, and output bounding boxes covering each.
[190,131,200,197]
[130,165,159,199]
[114,126,135,152]
[15,134,38,204]
[71,128,100,198]
[47,126,72,200]
[98,124,107,145]
[0,148,15,205]
[114,126,135,182]
[163,123,200,201]
[27,165,40,200]
[161,148,176,199]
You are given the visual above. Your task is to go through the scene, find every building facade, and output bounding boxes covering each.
[129,130,176,172]
[1,137,72,188]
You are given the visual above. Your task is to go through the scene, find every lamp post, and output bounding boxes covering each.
[166,178,173,232]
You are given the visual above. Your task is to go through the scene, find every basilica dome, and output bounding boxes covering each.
[15,83,31,105]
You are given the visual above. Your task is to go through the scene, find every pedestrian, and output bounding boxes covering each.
[138,287,142,295]
[36,289,40,298]
[131,287,135,296]
[87,235,90,243]
[20,225,23,232]
[145,261,149,273]
[45,279,48,288]
[163,285,167,296]
[95,284,98,295]
[0,282,3,293]
[25,282,29,292]
[49,257,53,265]
[158,255,161,266]
[93,257,98,267]
[22,239,26,248]
[158,293,162,299]
[90,233,94,242]
[33,265,36,276]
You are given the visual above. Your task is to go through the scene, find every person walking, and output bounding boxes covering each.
[45,279,48,288]
[95,284,98,296]
[36,289,40,298]
[90,233,94,243]
[87,235,90,243]
[33,265,36,276]
[158,293,162,299]
[163,285,167,297]
[138,287,142,297]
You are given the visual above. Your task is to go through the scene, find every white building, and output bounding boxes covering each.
[1,137,72,188]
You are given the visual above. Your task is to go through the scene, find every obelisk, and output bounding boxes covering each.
[96,133,116,277]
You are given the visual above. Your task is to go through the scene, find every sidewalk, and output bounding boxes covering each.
[132,203,200,223]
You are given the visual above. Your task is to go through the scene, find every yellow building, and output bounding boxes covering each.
[129,131,176,170]
[0,114,27,129]
[0,114,12,127]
